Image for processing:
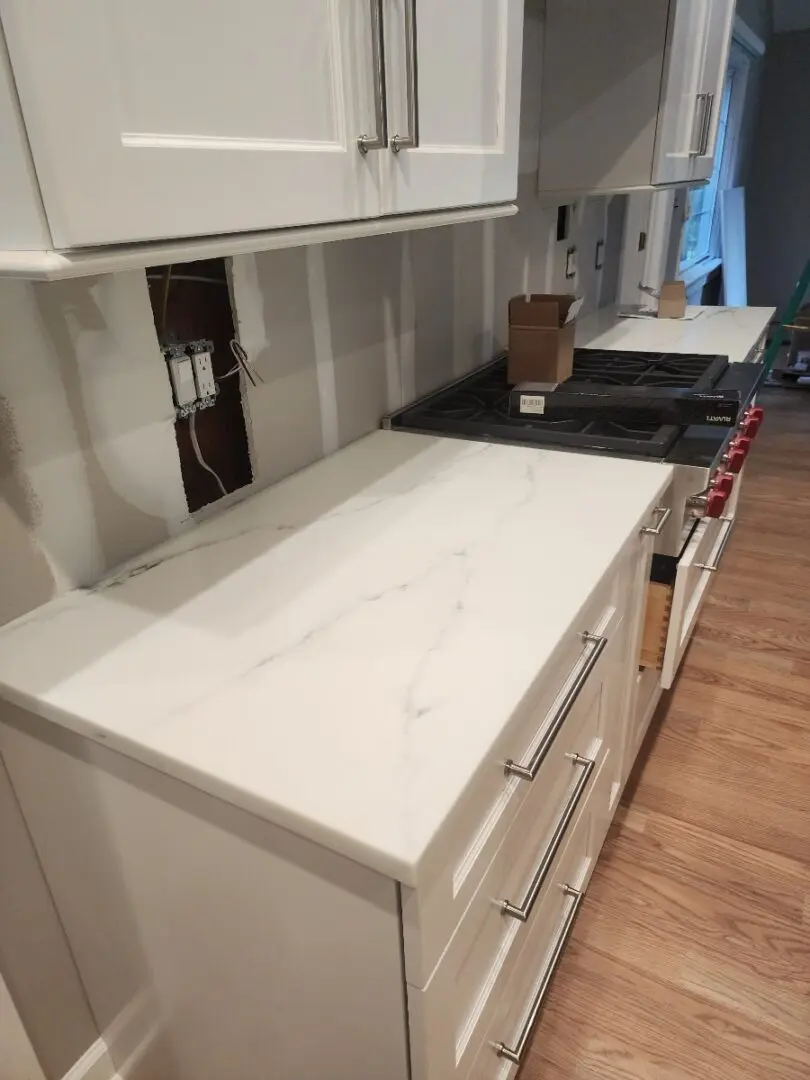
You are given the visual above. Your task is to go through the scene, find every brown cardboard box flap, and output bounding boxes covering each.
[508,294,575,329]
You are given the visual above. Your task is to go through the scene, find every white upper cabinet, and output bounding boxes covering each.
[0,0,383,247]
[537,0,736,197]
[0,0,523,256]
[689,0,735,182]
[652,0,710,185]
[382,0,523,215]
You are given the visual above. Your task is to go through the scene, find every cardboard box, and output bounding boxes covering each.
[508,294,579,385]
[657,281,687,319]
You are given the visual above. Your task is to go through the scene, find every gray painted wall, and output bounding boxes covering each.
[736,0,773,42]
[772,0,810,34]
[746,28,810,307]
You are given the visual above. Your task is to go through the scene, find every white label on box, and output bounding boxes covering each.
[520,394,546,415]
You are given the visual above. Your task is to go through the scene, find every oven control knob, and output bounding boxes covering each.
[688,489,729,518]
[741,416,761,438]
[711,474,734,497]
[704,490,729,518]
[722,448,746,474]
[748,406,765,423]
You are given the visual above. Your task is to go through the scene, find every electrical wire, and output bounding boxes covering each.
[160,265,173,339]
[188,410,228,498]
[217,339,263,387]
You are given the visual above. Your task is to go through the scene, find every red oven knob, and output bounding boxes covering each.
[704,490,729,517]
[733,435,752,454]
[722,448,746,474]
[712,474,734,497]
[748,406,765,423]
[741,416,761,438]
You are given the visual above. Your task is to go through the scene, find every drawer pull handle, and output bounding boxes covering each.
[357,0,388,153]
[505,633,607,781]
[495,884,584,1066]
[640,506,671,536]
[501,754,595,922]
[695,517,734,573]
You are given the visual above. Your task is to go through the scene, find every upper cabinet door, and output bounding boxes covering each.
[690,0,735,181]
[0,1,384,247]
[382,0,523,215]
[651,0,711,186]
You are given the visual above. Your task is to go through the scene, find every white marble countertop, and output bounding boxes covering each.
[576,305,775,363]
[0,432,671,884]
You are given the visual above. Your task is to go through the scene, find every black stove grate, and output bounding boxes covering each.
[385,351,765,468]
[386,350,731,457]
[566,350,727,390]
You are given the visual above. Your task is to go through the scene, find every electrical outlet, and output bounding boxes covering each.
[190,341,216,400]
[165,346,197,410]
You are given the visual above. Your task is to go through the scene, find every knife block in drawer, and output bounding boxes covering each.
[639,581,673,670]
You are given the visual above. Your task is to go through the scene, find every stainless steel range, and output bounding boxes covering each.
[383,348,765,558]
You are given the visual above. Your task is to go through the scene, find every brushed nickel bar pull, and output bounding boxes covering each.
[391,0,419,152]
[696,516,734,572]
[501,755,595,922]
[641,506,671,536]
[690,93,708,156]
[357,0,388,153]
[504,633,607,781]
[495,885,584,1066]
[700,92,715,156]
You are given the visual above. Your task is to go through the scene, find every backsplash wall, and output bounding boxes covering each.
[0,0,624,629]
[0,196,621,629]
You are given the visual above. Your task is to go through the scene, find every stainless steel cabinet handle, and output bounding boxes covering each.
[501,755,595,922]
[391,0,419,152]
[690,93,708,156]
[696,516,734,572]
[505,633,607,781]
[640,506,671,536]
[700,92,715,156]
[495,885,584,1066]
[357,0,388,153]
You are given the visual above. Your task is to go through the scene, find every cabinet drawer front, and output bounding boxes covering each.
[402,564,628,987]
[407,715,619,1080]
[660,515,733,689]
[460,750,614,1080]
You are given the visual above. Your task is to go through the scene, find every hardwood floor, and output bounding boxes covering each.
[520,388,810,1080]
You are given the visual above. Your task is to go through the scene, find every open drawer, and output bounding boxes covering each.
[639,514,735,690]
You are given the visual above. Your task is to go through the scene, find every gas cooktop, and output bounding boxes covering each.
[384,349,765,466]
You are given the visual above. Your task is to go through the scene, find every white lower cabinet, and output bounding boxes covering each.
[0,525,657,1080]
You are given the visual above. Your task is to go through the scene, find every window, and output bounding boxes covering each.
[679,75,734,271]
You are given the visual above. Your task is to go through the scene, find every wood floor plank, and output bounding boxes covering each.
[522,946,810,1080]
[517,389,810,1080]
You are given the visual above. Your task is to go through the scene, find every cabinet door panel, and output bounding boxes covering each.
[691,0,735,181]
[1,0,382,246]
[652,0,710,186]
[383,0,523,215]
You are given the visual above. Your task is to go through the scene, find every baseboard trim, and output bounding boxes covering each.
[60,1038,119,1080]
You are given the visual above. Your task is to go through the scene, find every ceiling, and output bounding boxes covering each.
[772,0,810,33]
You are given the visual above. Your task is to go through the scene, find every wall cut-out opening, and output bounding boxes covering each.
[147,258,253,512]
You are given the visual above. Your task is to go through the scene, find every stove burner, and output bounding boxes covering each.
[567,350,727,389]
[385,349,735,461]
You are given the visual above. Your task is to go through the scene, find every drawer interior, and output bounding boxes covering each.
[639,580,673,671]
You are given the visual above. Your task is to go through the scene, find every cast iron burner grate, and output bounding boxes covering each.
[386,350,730,458]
